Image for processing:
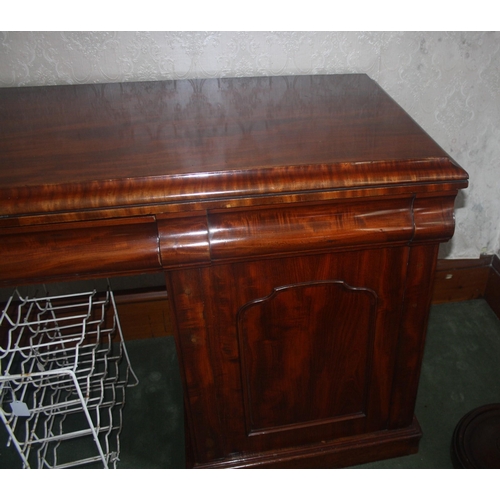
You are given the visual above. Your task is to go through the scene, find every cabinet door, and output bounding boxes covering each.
[169,246,410,464]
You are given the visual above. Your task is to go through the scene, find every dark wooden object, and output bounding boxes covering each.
[0,74,468,468]
[452,404,500,468]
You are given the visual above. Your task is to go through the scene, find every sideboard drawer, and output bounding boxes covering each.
[0,217,160,285]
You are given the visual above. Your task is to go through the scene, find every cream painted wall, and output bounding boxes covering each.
[1,31,499,259]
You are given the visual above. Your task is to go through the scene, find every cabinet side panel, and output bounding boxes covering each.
[389,243,440,428]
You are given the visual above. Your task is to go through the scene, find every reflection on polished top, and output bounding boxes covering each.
[0,74,468,217]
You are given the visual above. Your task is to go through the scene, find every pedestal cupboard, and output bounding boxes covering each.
[0,74,468,467]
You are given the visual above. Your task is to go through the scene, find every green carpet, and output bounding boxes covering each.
[355,298,500,468]
[1,299,500,468]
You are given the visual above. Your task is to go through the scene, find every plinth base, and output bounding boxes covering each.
[194,417,422,468]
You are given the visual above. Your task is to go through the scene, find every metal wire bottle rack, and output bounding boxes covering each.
[0,287,138,469]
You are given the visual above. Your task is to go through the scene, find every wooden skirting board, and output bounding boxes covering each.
[433,254,500,319]
[114,288,173,341]
[484,254,500,320]
[112,254,500,340]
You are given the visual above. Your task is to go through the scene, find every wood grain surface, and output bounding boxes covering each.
[0,74,468,468]
[0,74,467,219]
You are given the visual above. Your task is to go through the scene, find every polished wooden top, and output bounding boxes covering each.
[0,74,468,218]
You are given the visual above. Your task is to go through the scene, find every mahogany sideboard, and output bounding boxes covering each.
[0,74,468,468]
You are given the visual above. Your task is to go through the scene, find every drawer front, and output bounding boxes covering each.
[0,217,160,286]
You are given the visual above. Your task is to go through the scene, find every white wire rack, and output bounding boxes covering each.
[0,287,138,469]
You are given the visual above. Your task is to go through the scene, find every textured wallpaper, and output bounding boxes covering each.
[1,31,499,259]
